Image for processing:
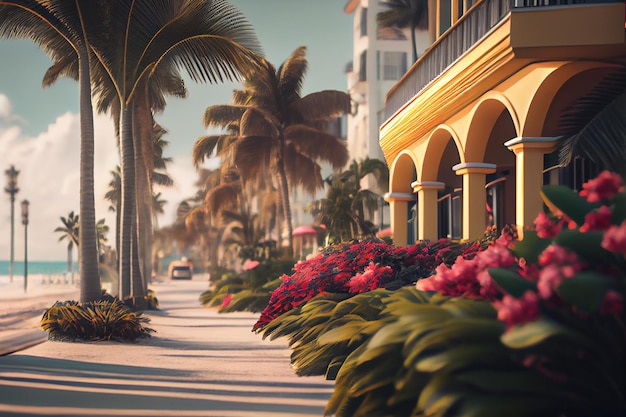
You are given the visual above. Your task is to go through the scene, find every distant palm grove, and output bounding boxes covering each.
[0,0,371,307]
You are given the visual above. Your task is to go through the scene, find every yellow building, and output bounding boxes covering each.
[381,0,626,246]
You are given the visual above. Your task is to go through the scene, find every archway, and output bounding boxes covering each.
[387,152,419,246]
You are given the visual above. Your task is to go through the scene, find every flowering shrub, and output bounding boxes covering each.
[253,235,494,331]
[418,170,625,327]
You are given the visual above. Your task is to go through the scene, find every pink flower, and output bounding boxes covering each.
[536,245,583,299]
[537,265,565,299]
[601,221,626,254]
[493,290,540,328]
[580,205,612,232]
[600,290,623,315]
[580,171,622,203]
[347,261,392,294]
[220,294,233,309]
[242,259,260,271]
[533,212,564,239]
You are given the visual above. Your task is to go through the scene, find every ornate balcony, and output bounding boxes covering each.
[384,0,620,120]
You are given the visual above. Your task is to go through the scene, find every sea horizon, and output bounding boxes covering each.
[0,260,77,275]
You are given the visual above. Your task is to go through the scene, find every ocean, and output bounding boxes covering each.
[0,260,77,276]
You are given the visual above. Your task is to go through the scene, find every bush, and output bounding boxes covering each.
[200,259,296,313]
[40,297,155,342]
[253,235,494,331]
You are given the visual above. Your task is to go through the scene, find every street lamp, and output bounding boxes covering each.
[4,165,19,283]
[21,200,29,293]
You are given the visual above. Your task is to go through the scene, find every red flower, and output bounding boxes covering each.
[533,212,564,238]
[220,294,233,310]
[601,221,626,254]
[536,245,584,299]
[580,170,622,203]
[580,205,612,232]
[493,290,540,329]
[600,290,623,315]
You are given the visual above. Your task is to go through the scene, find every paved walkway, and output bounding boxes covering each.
[0,278,334,416]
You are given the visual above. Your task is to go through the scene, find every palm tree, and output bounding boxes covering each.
[377,0,429,63]
[0,0,105,302]
[194,46,351,255]
[307,158,389,245]
[54,211,79,276]
[89,0,262,304]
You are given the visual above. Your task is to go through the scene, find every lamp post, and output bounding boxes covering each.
[4,165,19,283]
[21,200,29,293]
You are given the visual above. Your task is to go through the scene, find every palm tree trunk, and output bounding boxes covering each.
[66,243,73,274]
[410,22,418,63]
[118,104,134,299]
[77,47,102,303]
[275,159,293,257]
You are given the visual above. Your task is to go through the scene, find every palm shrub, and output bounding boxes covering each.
[200,259,296,313]
[145,289,159,310]
[325,171,625,417]
[41,297,154,342]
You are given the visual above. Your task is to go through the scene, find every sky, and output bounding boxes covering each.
[0,1,354,261]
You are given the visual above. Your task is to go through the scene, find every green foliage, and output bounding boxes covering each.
[199,259,295,313]
[40,297,154,342]
[323,288,591,417]
[253,171,626,417]
[145,289,159,310]
[258,290,391,377]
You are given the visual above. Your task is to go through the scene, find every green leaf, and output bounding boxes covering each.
[540,184,600,225]
[511,230,550,264]
[557,271,614,313]
[555,229,614,266]
[501,318,602,355]
[488,268,537,297]
[325,356,346,380]
[610,191,626,223]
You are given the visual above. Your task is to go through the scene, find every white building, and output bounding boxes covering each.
[344,0,430,175]
[343,0,430,231]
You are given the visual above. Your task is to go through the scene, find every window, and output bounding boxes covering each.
[381,51,407,80]
[360,7,368,37]
[359,51,367,82]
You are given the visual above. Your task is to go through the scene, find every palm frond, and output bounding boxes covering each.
[295,90,351,121]
[285,124,349,169]
[203,105,246,129]
[277,45,307,98]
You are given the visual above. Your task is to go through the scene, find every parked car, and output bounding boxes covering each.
[168,258,193,280]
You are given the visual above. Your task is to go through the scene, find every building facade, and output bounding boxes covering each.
[344,0,431,232]
[380,0,625,246]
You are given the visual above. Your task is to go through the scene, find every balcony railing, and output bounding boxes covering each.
[384,0,612,120]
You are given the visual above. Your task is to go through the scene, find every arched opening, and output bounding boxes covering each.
[423,127,462,240]
[484,110,517,231]
[389,152,418,245]
[464,97,518,237]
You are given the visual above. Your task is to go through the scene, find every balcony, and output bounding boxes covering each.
[384,0,621,120]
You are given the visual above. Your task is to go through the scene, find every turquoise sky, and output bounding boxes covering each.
[0,1,354,261]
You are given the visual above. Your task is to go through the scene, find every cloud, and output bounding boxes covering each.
[0,93,25,125]
[0,98,118,261]
[0,93,208,262]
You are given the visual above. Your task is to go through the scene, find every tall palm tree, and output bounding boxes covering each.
[377,0,429,63]
[89,0,261,303]
[307,158,389,245]
[54,211,79,275]
[0,0,106,302]
[194,46,351,255]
